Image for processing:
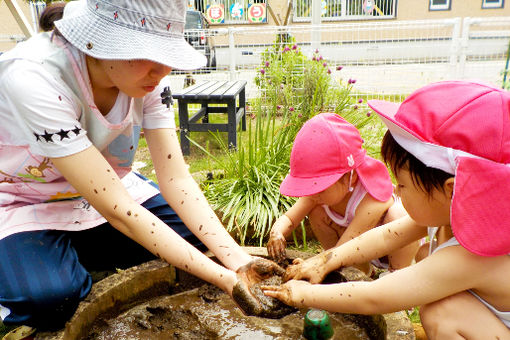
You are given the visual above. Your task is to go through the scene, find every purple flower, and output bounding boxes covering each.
[318,55,323,61]
[298,114,303,118]
[265,61,270,67]
[277,105,282,110]
[292,44,298,50]
[348,78,357,84]
[315,49,319,54]
[283,46,290,52]
[336,65,343,71]
[366,112,371,117]
[260,68,265,75]
[358,98,363,103]
[312,56,316,61]
[354,105,359,110]
[323,62,327,67]
[289,107,295,112]
[327,68,331,74]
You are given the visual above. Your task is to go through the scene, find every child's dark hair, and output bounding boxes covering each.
[381,130,452,195]
[39,1,67,32]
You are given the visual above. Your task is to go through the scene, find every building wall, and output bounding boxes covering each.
[208,0,510,45]
[0,0,33,52]
[398,0,510,20]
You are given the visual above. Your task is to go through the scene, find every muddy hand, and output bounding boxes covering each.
[237,257,285,285]
[262,279,311,307]
[267,231,287,263]
[284,255,329,284]
[232,257,287,317]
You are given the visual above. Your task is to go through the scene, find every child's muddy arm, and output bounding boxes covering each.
[285,215,426,283]
[277,197,316,237]
[336,196,392,247]
[266,245,481,315]
[268,198,315,261]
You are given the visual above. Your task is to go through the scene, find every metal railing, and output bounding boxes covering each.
[167,16,510,102]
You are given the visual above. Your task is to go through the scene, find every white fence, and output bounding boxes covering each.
[169,16,510,102]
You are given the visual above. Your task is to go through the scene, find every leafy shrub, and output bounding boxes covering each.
[200,35,380,246]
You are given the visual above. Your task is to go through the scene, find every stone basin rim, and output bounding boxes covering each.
[35,246,415,340]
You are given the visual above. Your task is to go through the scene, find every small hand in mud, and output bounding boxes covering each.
[261,279,312,307]
[284,255,331,284]
[267,230,287,263]
[232,257,296,318]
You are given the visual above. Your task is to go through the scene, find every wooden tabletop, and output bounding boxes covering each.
[172,80,247,101]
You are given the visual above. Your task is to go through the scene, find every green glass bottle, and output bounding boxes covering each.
[303,309,334,340]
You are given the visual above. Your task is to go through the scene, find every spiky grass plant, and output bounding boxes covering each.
[197,37,380,246]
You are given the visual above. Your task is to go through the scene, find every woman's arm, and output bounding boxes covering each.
[50,144,238,293]
[144,128,252,271]
[284,215,427,283]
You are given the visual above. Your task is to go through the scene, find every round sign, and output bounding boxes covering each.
[207,4,224,23]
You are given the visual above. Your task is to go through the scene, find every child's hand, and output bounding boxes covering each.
[267,230,287,262]
[284,256,330,284]
[261,280,311,307]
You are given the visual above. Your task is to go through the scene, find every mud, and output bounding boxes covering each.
[37,252,413,340]
[84,282,375,340]
[232,261,296,319]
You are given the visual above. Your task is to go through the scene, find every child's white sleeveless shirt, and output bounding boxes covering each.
[430,227,510,328]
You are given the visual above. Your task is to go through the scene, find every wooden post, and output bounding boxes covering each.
[2,0,34,38]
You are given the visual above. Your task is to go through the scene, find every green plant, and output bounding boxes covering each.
[406,307,421,324]
[199,35,380,246]
[502,40,510,90]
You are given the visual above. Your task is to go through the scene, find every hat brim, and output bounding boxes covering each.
[279,172,343,197]
[280,155,393,201]
[368,100,426,141]
[369,99,466,175]
[54,2,206,71]
[370,99,510,256]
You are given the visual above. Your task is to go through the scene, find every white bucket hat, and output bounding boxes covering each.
[54,0,206,70]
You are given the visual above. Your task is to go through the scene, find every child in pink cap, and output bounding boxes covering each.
[263,81,510,338]
[267,112,418,275]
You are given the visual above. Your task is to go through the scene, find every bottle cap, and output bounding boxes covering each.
[303,309,334,340]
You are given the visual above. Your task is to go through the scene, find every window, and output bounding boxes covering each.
[293,0,396,22]
[482,0,504,8]
[429,0,451,11]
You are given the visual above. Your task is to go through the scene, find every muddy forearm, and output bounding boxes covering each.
[323,215,422,273]
[160,175,252,271]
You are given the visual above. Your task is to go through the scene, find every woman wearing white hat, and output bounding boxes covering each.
[0,0,283,331]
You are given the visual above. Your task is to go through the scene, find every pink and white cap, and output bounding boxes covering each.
[280,113,393,202]
[368,80,510,256]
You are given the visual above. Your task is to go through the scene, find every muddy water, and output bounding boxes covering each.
[85,283,372,340]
